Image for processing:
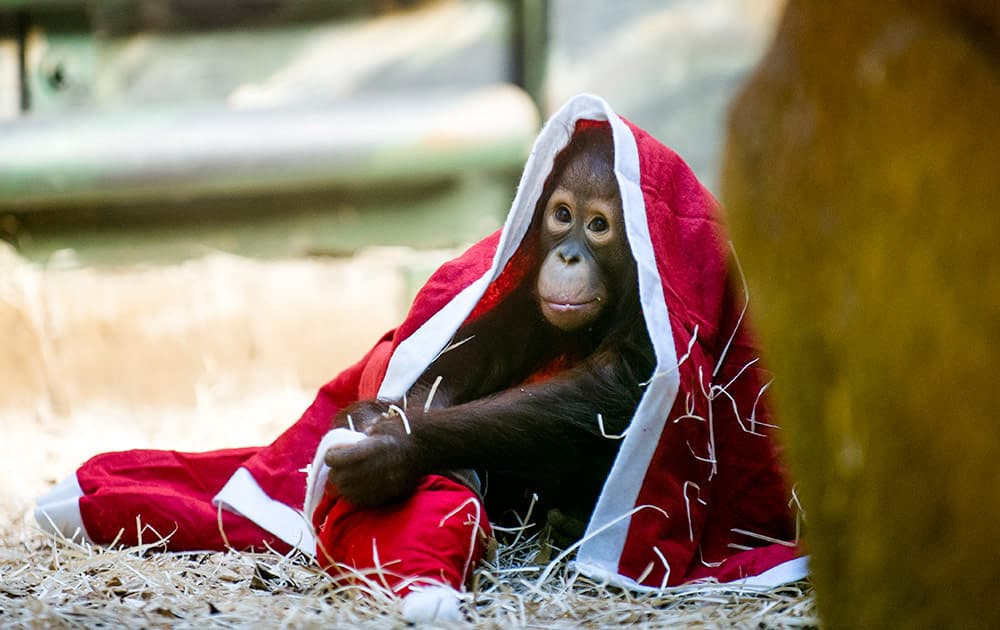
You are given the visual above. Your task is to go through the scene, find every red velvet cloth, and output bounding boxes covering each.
[312,475,490,595]
[77,447,287,552]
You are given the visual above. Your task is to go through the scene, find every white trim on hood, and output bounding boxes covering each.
[575,97,679,582]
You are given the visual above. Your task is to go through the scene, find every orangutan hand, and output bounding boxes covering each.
[324,417,422,507]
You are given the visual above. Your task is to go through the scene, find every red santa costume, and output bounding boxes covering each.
[35,94,807,617]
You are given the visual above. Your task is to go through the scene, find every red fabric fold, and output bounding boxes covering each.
[312,474,491,595]
[611,119,794,586]
[77,447,287,552]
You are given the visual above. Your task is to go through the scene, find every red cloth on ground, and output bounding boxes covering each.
[76,447,288,552]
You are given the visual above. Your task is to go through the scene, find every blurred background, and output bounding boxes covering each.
[0,0,782,513]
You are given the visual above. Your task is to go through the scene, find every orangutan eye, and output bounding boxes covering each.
[588,216,609,233]
[554,205,572,223]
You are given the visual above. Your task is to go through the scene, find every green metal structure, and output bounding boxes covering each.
[0,0,546,263]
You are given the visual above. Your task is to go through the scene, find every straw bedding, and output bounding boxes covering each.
[0,515,815,628]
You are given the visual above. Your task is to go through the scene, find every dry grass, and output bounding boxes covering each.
[0,517,816,628]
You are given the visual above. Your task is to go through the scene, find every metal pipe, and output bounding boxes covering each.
[0,84,538,210]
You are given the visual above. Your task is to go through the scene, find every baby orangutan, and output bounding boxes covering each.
[326,126,654,543]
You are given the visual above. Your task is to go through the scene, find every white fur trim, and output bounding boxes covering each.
[373,94,682,582]
[573,555,810,592]
[36,471,85,507]
[213,467,316,555]
[732,555,810,588]
[579,99,679,572]
[33,473,91,542]
[302,428,366,540]
[401,584,464,623]
[379,276,496,400]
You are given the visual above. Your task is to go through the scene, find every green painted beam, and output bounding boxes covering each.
[0,85,538,210]
[10,173,515,265]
